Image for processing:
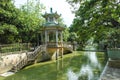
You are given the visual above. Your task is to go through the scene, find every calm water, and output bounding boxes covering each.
[1,51,106,80]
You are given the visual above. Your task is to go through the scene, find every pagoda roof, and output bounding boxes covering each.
[42,22,65,30]
[41,8,65,31]
[43,12,60,19]
[42,8,61,19]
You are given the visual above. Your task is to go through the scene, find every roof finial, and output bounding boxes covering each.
[50,8,53,13]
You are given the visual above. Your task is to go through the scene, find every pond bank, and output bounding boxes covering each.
[100,59,120,80]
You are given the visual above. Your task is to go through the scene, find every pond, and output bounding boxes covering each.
[0,51,106,80]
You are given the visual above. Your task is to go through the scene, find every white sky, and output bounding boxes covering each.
[14,0,75,26]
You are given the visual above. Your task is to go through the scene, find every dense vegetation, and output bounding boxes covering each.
[0,0,19,43]
[67,0,120,48]
[0,0,45,44]
[1,0,120,50]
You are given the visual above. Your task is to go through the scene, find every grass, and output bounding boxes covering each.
[0,77,4,80]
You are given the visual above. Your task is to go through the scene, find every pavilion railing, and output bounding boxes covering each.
[46,42,63,48]
[45,42,73,50]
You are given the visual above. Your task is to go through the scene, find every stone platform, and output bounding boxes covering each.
[100,59,120,80]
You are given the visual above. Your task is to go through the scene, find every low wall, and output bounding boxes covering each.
[0,53,27,74]
[107,48,120,60]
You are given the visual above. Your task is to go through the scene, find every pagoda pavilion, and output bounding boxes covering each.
[41,8,64,60]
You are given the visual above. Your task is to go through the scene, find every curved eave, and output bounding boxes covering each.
[42,13,60,19]
[41,25,65,31]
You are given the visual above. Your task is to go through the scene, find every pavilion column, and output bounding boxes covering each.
[41,32,43,44]
[56,30,58,47]
[60,31,63,58]
[52,31,55,42]
[45,30,47,45]
[56,30,59,60]
[60,31,63,43]
[47,31,49,42]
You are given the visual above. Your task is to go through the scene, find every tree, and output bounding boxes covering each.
[63,27,70,42]
[16,0,45,43]
[0,0,19,43]
[0,0,45,44]
[67,0,120,48]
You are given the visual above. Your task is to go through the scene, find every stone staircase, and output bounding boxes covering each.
[11,45,46,72]
[11,56,28,72]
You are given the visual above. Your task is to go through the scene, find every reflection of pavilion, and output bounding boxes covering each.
[40,8,64,60]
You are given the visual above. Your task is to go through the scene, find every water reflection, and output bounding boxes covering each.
[67,69,78,80]
[67,52,102,80]
[84,52,101,68]
[79,65,93,80]
[56,58,64,70]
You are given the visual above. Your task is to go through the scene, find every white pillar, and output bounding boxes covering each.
[56,30,59,60]
[45,30,47,45]
[60,31,63,43]
[48,17,50,22]
[56,30,58,47]
[47,31,49,42]
[52,31,54,42]
[60,31,63,58]
[41,32,43,44]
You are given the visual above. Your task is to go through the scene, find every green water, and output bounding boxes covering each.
[0,51,106,80]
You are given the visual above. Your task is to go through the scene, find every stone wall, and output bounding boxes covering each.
[0,53,27,74]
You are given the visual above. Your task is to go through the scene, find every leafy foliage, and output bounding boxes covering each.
[16,0,45,43]
[0,0,45,44]
[67,0,120,48]
[63,27,70,41]
[0,0,19,43]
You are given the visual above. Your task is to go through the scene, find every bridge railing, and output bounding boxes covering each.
[44,42,73,48]
[11,45,46,72]
[11,54,28,72]
[27,45,46,61]
[63,42,73,50]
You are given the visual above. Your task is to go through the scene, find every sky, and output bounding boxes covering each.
[14,0,75,26]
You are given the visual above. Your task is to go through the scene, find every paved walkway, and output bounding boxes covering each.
[0,72,14,77]
[100,59,120,80]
